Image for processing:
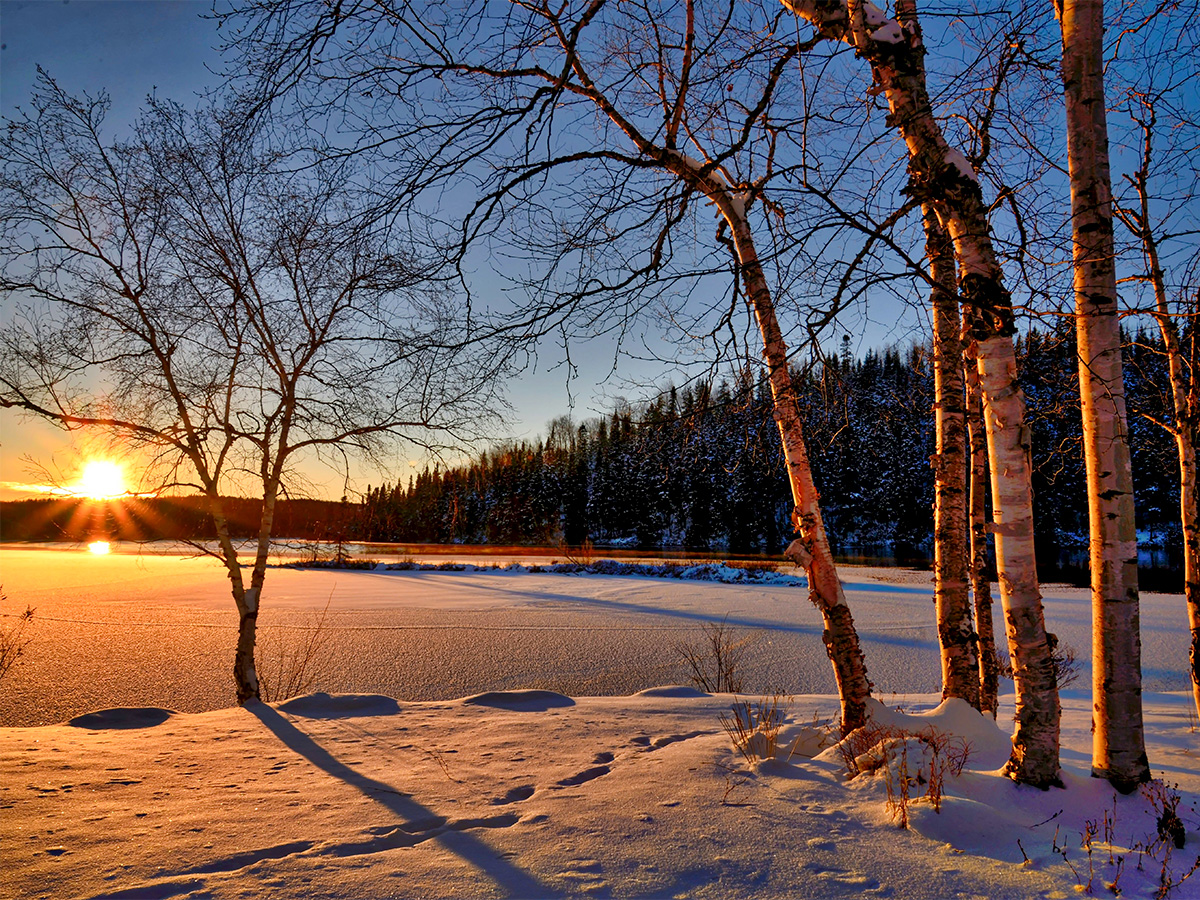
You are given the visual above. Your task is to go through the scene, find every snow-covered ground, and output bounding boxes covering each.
[3,545,1199,899]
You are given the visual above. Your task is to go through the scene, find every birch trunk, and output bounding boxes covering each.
[1152,296,1200,724]
[966,352,1000,717]
[1142,243,1200,722]
[1121,105,1200,731]
[780,0,1061,785]
[1178,387,1200,723]
[926,206,979,707]
[209,495,260,703]
[722,203,872,734]
[545,10,874,734]
[1058,0,1148,791]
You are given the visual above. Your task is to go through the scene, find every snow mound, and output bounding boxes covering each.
[273,693,401,719]
[874,697,1012,768]
[635,685,711,698]
[67,707,177,730]
[460,690,575,711]
[814,697,1011,770]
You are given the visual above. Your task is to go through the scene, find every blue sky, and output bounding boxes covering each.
[0,0,926,501]
[0,0,693,498]
[1,2,230,498]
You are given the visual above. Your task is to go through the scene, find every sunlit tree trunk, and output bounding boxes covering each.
[778,0,1061,785]
[532,0,875,735]
[780,0,1060,787]
[1057,0,1149,792]
[208,495,259,703]
[965,352,1000,717]
[712,196,871,734]
[926,206,979,708]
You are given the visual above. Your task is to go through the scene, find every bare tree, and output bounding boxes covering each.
[1109,23,1200,724]
[1054,0,1149,793]
[0,78,505,703]
[778,0,1062,786]
[222,0,883,730]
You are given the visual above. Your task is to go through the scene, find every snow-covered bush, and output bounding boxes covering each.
[833,722,971,827]
[721,694,789,763]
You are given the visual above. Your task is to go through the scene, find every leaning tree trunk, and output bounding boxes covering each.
[721,200,872,734]
[1125,122,1200,727]
[780,0,1060,787]
[965,350,1000,717]
[651,149,872,734]
[925,205,979,708]
[1058,0,1148,792]
[1147,272,1200,724]
[558,21,874,733]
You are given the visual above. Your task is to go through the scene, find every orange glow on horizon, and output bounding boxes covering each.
[87,540,111,555]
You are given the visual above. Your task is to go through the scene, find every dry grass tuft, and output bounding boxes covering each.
[676,615,754,694]
[834,720,971,827]
[720,693,790,764]
[0,588,34,682]
[258,595,335,702]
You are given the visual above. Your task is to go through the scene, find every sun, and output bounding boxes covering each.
[77,460,128,499]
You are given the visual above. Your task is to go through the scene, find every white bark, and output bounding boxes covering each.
[1058,0,1148,791]
[711,190,872,734]
[965,352,1000,717]
[926,206,979,708]
[780,0,1061,786]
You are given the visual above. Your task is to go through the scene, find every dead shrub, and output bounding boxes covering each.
[258,596,334,702]
[0,588,34,681]
[676,615,754,693]
[720,693,790,764]
[835,720,971,827]
[995,637,1082,688]
[561,539,596,566]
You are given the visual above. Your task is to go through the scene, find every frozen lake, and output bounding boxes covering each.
[0,543,1191,726]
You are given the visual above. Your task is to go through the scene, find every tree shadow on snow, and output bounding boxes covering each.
[246,702,559,898]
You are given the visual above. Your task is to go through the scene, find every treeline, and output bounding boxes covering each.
[360,325,1181,579]
[0,495,355,544]
[359,344,932,555]
[3,326,1179,586]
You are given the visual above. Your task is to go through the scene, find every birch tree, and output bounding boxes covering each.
[925,206,979,707]
[1055,0,1149,792]
[1112,79,1200,724]
[779,0,1062,786]
[0,80,504,703]
[966,358,1001,716]
[224,0,883,730]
